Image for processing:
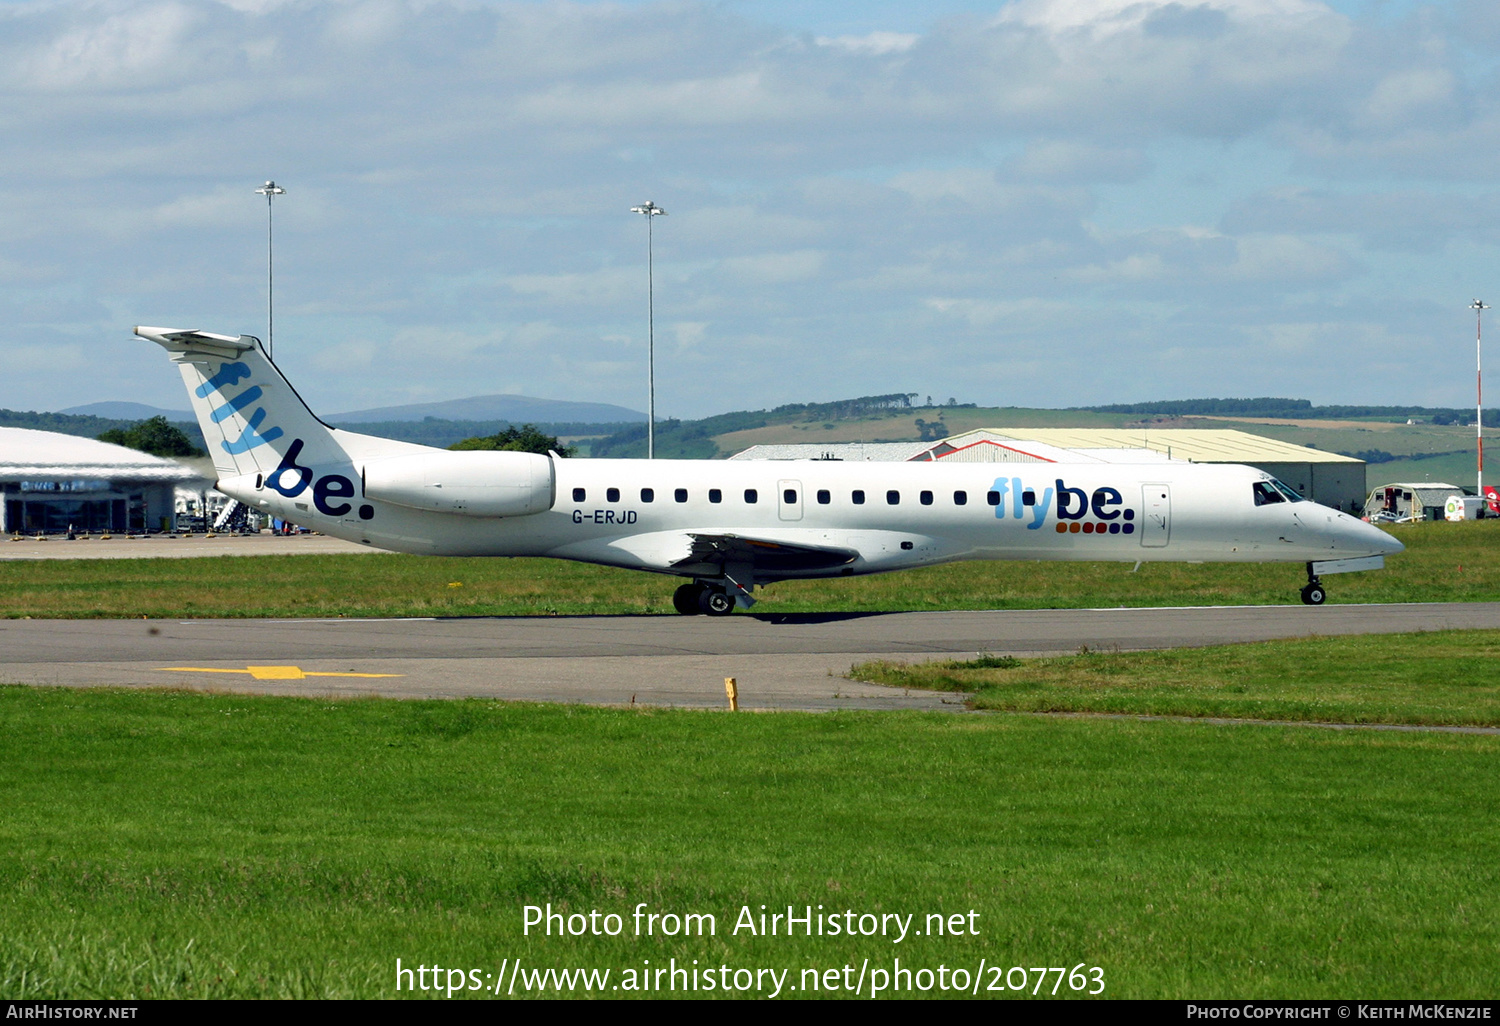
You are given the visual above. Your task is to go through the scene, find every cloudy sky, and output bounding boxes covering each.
[1,0,1497,419]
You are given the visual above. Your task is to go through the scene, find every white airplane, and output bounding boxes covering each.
[138,326,1402,615]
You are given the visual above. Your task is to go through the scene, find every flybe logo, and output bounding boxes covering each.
[196,362,282,454]
[265,439,374,520]
[992,477,1137,534]
[198,359,374,522]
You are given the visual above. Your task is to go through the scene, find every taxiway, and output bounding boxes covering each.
[4,602,1497,711]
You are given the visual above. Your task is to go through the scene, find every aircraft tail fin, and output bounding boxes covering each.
[1484,484,1499,516]
[135,326,419,481]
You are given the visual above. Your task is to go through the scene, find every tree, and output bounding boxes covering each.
[448,424,575,456]
[97,416,204,458]
[914,418,950,442]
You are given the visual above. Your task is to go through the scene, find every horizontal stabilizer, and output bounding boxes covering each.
[135,326,254,361]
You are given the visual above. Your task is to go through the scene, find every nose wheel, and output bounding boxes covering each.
[1300,564,1326,605]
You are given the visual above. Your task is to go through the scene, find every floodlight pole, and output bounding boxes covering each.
[256,181,285,360]
[631,201,666,459]
[1473,299,1489,496]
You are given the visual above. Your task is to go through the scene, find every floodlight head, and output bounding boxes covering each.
[256,181,286,197]
[1473,299,1490,312]
[631,201,666,217]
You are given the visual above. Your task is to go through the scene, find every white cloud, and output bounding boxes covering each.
[994,0,1329,37]
[671,320,707,349]
[815,31,919,55]
[924,296,1079,328]
[1004,141,1150,183]
[20,2,202,90]
[1358,67,1458,129]
[719,250,826,284]
[504,269,641,308]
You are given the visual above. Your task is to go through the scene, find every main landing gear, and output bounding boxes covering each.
[672,581,735,616]
[1300,563,1327,606]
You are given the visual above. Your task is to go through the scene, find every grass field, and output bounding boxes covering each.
[853,629,1500,726]
[1,520,1494,619]
[1,683,1497,1000]
[4,520,1497,1000]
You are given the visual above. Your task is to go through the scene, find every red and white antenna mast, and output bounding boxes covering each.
[1472,299,1488,498]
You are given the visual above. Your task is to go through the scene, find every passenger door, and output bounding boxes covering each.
[1140,484,1170,548]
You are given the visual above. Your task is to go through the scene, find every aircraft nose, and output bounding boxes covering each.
[1323,510,1402,557]
[1346,516,1403,556]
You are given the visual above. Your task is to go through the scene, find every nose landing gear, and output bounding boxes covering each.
[1300,563,1326,605]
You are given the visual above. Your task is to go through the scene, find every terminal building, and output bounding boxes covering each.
[0,427,199,534]
[731,428,1367,513]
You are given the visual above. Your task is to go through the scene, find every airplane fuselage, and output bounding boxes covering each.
[138,326,1402,612]
[223,443,1389,576]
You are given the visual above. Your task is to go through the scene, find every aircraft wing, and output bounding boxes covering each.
[669,532,859,577]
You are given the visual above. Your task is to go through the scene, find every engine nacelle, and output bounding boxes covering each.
[362,450,555,518]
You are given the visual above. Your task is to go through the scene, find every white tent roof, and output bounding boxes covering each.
[729,442,936,461]
[0,427,197,482]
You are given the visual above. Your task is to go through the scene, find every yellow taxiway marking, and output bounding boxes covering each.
[157,665,403,680]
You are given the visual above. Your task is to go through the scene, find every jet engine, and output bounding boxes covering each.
[361,450,555,517]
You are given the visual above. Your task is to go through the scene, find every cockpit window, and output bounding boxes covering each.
[1252,482,1284,506]
[1270,479,1304,502]
[1253,479,1305,506]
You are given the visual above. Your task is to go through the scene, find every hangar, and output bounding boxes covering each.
[1363,482,1465,523]
[0,427,198,535]
[731,428,1366,512]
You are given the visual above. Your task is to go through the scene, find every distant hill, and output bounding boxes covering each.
[60,401,193,421]
[327,394,645,425]
[0,408,207,451]
[1084,397,1498,426]
[335,418,637,448]
[54,394,645,430]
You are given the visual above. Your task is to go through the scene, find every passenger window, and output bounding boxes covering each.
[817,489,831,505]
[1252,482,1283,506]
[709,489,722,504]
[572,487,586,502]
[675,488,688,503]
[953,490,967,505]
[1022,490,1036,506]
[852,490,865,505]
[745,489,758,504]
[641,488,654,502]
[986,490,1000,506]
[783,489,797,504]
[887,490,900,505]
[920,490,933,506]
[607,487,620,503]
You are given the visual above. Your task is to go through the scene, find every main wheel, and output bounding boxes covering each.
[672,582,705,615]
[1300,583,1326,606]
[698,589,735,616]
